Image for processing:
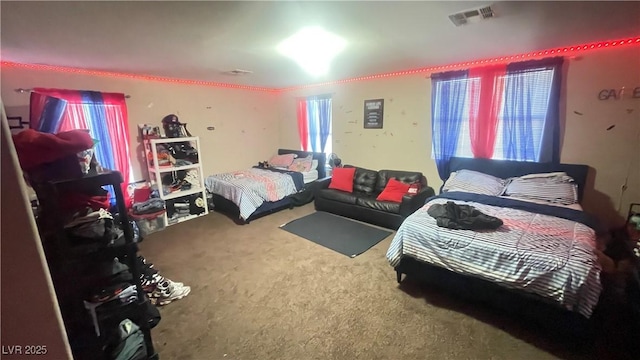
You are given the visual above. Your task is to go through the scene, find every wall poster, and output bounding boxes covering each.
[363,99,384,129]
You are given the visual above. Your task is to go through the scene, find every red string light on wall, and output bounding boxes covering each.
[0,61,278,93]
[279,35,640,92]
[1,36,639,93]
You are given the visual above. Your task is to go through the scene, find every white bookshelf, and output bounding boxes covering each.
[144,137,208,226]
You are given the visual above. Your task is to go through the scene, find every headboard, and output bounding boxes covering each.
[448,157,590,202]
[278,149,327,179]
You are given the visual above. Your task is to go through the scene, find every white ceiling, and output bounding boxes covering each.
[1,1,639,89]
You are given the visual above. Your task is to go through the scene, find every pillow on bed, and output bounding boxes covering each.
[269,153,296,168]
[504,173,578,205]
[442,169,506,196]
[288,155,313,172]
[311,159,319,171]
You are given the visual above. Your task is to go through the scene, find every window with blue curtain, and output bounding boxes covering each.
[301,95,332,155]
[431,57,563,179]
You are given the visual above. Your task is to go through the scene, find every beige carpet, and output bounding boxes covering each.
[139,204,595,360]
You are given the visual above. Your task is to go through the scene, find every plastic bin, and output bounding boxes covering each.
[129,210,166,237]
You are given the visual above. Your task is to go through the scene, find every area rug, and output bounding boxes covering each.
[279,211,393,257]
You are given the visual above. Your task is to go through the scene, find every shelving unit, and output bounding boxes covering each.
[30,170,158,360]
[144,137,208,226]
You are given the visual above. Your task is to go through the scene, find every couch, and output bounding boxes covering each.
[314,165,435,229]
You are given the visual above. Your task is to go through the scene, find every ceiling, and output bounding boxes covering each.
[1,1,639,89]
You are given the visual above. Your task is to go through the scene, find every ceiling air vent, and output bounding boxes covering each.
[449,5,495,26]
[224,69,253,76]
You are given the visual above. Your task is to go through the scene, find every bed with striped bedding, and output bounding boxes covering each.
[387,191,603,318]
[205,167,303,221]
[387,157,603,318]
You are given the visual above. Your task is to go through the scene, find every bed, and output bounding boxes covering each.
[387,157,604,335]
[205,149,326,224]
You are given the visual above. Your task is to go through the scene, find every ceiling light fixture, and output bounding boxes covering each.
[276,26,347,77]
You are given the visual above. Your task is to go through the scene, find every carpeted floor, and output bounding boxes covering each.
[139,204,595,360]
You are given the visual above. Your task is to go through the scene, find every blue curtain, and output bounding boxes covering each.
[81,91,116,174]
[315,97,332,153]
[306,100,319,152]
[306,95,332,153]
[431,70,469,180]
[503,57,563,162]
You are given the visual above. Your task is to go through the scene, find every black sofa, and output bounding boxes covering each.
[314,165,435,229]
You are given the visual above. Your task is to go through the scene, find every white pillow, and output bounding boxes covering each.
[311,159,319,171]
[442,169,506,196]
[504,174,578,205]
[519,171,568,180]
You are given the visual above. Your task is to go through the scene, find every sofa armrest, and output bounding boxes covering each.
[313,176,332,194]
[399,186,435,217]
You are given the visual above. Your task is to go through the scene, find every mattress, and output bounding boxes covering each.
[302,169,319,184]
[387,194,602,318]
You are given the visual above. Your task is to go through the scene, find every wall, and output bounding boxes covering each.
[279,46,640,228]
[278,76,440,186]
[0,67,282,181]
[1,102,72,359]
[563,46,640,227]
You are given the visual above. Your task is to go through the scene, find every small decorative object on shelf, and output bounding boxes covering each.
[161,114,192,138]
[143,136,209,226]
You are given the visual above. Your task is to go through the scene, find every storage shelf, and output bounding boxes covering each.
[144,136,209,227]
[162,187,205,200]
[167,212,206,226]
[149,137,198,144]
[149,163,200,173]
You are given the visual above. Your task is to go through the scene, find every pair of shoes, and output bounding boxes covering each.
[150,279,190,306]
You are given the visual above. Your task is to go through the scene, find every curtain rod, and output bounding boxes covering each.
[14,88,131,98]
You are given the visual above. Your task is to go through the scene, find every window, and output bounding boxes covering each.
[297,95,332,156]
[431,58,562,179]
[452,69,555,160]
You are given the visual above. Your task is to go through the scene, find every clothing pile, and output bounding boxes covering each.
[105,318,147,360]
[82,258,161,332]
[138,255,191,306]
[427,201,503,230]
[166,194,206,223]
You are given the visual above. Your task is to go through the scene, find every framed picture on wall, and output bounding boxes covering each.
[363,99,384,129]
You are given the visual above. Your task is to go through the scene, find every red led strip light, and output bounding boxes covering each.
[0,61,278,93]
[279,36,640,92]
[2,36,638,93]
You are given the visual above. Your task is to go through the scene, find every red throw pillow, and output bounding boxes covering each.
[329,167,356,193]
[376,178,411,203]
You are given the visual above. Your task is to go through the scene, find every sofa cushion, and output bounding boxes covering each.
[317,189,359,204]
[329,167,356,192]
[376,178,411,203]
[376,170,423,193]
[356,195,401,214]
[345,166,378,194]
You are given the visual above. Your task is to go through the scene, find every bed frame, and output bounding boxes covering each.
[395,157,595,339]
[210,149,326,224]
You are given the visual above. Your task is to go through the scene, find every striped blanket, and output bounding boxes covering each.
[205,168,303,220]
[387,193,602,318]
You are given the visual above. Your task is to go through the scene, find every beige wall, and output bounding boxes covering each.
[278,76,439,185]
[279,46,640,228]
[1,46,638,228]
[0,67,282,181]
[1,102,72,359]
[562,46,640,227]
